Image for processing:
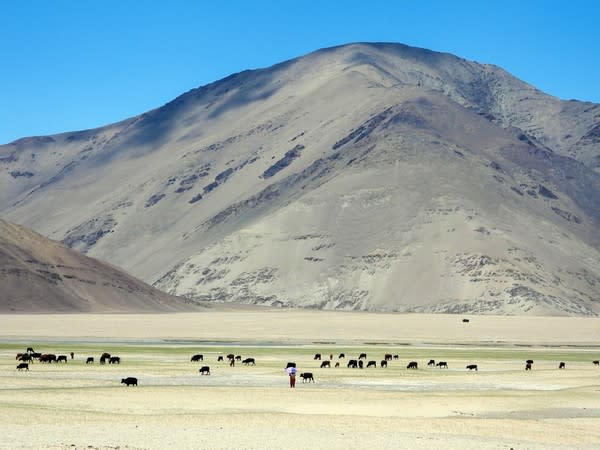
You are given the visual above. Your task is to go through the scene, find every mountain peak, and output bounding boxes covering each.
[1,43,599,315]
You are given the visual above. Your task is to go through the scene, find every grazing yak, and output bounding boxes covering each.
[406,361,418,369]
[436,361,448,369]
[217,356,224,362]
[190,354,203,362]
[235,355,242,361]
[427,359,435,366]
[314,353,321,360]
[17,363,29,371]
[320,361,330,368]
[366,361,377,368]
[462,318,470,323]
[242,358,255,365]
[358,353,367,360]
[109,356,121,364]
[380,360,387,368]
[525,363,532,370]
[300,372,314,383]
[593,360,599,366]
[121,377,137,386]
[466,364,478,371]
[56,355,68,363]
[199,366,210,375]
[393,355,399,359]
[347,360,358,368]
[384,354,393,361]
[559,362,566,369]
[18,354,32,362]
[86,357,94,364]
[40,354,56,363]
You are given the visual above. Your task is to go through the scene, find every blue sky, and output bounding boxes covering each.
[1,1,599,144]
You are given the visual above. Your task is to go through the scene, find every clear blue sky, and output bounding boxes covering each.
[1,1,599,144]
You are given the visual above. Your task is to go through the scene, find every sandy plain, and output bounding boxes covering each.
[1,310,600,449]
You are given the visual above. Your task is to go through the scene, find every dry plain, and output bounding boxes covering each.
[1,310,600,449]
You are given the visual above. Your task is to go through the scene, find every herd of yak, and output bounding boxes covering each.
[13,346,600,386]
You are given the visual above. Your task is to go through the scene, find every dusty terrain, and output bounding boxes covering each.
[1,310,600,449]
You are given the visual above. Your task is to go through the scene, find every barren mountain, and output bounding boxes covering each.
[1,42,599,315]
[0,219,198,313]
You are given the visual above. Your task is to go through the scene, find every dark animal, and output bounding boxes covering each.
[526,359,534,364]
[227,353,235,360]
[314,353,321,360]
[427,359,435,366]
[335,362,340,368]
[300,372,314,383]
[393,355,399,359]
[525,363,532,370]
[338,353,345,359]
[121,377,137,386]
[593,360,599,366]
[235,355,242,361]
[56,355,68,363]
[101,352,111,359]
[466,364,478,371]
[86,357,94,364]
[31,352,42,360]
[70,352,74,359]
[462,319,470,323]
[109,356,120,364]
[242,358,255,365]
[358,353,367,360]
[217,356,224,362]
[26,347,34,354]
[384,354,393,361]
[380,360,387,368]
[286,362,296,369]
[15,353,23,360]
[199,366,210,375]
[190,354,203,362]
[347,359,358,368]
[18,354,32,362]
[320,360,330,368]
[559,362,566,369]
[407,361,418,369]
[366,360,376,368]
[40,354,56,363]
[17,363,29,371]
[358,360,364,369]
[436,361,448,369]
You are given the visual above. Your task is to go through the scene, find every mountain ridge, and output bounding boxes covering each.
[1,42,599,315]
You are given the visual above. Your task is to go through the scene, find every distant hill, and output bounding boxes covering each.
[0,219,200,312]
[1,42,599,315]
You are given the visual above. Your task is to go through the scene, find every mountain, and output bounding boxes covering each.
[0,219,199,313]
[1,42,599,315]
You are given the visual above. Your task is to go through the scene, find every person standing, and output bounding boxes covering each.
[286,366,297,388]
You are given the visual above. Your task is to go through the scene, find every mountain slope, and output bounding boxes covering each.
[0,219,199,313]
[1,42,599,315]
